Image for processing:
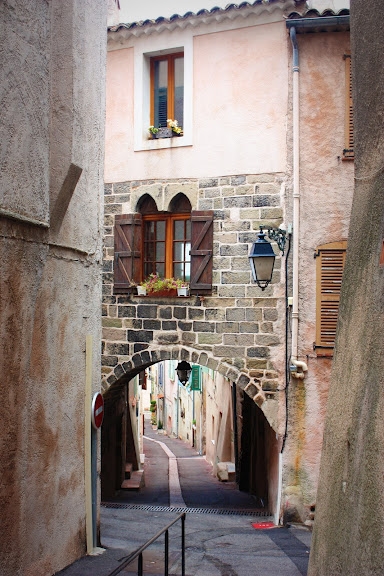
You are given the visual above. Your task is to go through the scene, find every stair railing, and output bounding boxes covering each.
[106,512,186,576]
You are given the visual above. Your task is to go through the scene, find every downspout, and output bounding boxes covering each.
[290,26,300,365]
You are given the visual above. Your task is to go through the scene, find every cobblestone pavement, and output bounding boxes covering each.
[57,425,311,576]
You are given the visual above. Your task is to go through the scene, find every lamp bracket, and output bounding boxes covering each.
[260,226,287,255]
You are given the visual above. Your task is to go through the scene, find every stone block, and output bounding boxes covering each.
[199,177,219,188]
[193,321,215,332]
[223,334,254,346]
[104,183,113,195]
[249,370,264,379]
[222,220,250,231]
[252,195,280,207]
[102,328,127,341]
[207,357,219,371]
[212,256,231,269]
[134,343,149,353]
[247,174,279,184]
[101,355,118,367]
[248,346,270,358]
[245,383,259,397]
[102,318,123,328]
[235,185,254,196]
[254,334,280,346]
[264,308,279,321]
[226,308,245,321]
[239,322,259,333]
[221,186,235,197]
[188,308,204,320]
[237,373,251,389]
[247,359,268,369]
[114,181,131,195]
[143,319,161,330]
[222,271,251,286]
[106,342,129,355]
[213,197,223,209]
[137,304,158,319]
[108,305,117,317]
[260,207,283,219]
[182,332,197,344]
[262,380,279,392]
[174,306,187,319]
[213,345,246,357]
[220,244,248,256]
[203,187,221,199]
[127,330,153,343]
[239,208,260,219]
[162,320,177,330]
[231,175,246,186]
[245,308,262,321]
[198,333,222,345]
[122,319,142,329]
[118,306,136,318]
[223,196,252,208]
[219,177,230,185]
[156,332,179,344]
[178,321,192,331]
[260,322,274,333]
[205,308,225,321]
[230,256,249,271]
[159,307,172,319]
[198,199,214,210]
[216,322,239,334]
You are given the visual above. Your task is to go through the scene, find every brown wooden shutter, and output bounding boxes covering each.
[190,210,213,294]
[114,213,142,293]
[315,241,347,355]
[343,55,354,159]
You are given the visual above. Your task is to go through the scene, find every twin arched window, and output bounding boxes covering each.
[113,194,213,295]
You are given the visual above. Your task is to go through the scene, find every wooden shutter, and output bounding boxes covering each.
[343,55,354,159]
[315,241,347,355]
[190,210,213,294]
[114,213,142,293]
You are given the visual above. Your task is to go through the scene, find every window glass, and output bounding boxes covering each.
[174,57,184,127]
[151,53,184,130]
[154,60,168,127]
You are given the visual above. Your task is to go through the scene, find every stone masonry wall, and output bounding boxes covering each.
[102,173,288,432]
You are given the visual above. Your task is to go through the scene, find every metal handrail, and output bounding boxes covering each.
[106,512,186,576]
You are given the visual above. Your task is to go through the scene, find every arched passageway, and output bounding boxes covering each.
[101,354,281,517]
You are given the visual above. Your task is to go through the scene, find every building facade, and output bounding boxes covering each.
[0,2,106,574]
[102,0,353,523]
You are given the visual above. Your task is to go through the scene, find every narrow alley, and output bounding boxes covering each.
[58,418,311,576]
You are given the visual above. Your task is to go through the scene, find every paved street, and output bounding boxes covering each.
[57,423,311,575]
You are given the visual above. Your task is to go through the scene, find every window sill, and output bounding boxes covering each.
[135,133,192,152]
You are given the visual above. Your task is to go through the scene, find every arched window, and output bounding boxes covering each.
[113,199,213,295]
[139,193,191,281]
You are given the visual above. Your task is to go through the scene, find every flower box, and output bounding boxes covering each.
[151,127,173,139]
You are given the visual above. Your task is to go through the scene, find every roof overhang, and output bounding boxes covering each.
[286,13,350,33]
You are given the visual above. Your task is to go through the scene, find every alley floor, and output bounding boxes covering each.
[57,423,311,576]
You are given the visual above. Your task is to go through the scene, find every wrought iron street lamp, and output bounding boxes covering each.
[176,361,192,385]
[249,227,287,290]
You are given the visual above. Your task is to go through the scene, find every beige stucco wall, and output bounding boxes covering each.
[282,31,354,518]
[309,2,384,572]
[0,1,106,574]
[104,19,288,182]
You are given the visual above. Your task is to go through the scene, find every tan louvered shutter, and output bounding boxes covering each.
[190,210,213,294]
[114,213,142,293]
[343,55,354,159]
[315,241,347,355]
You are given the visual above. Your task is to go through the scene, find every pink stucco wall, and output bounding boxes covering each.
[104,21,288,182]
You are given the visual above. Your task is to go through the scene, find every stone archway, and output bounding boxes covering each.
[101,344,280,433]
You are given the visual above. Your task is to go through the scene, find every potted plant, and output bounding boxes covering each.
[167,118,183,136]
[175,278,189,297]
[148,126,160,138]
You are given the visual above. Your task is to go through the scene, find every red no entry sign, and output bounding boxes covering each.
[91,392,104,429]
